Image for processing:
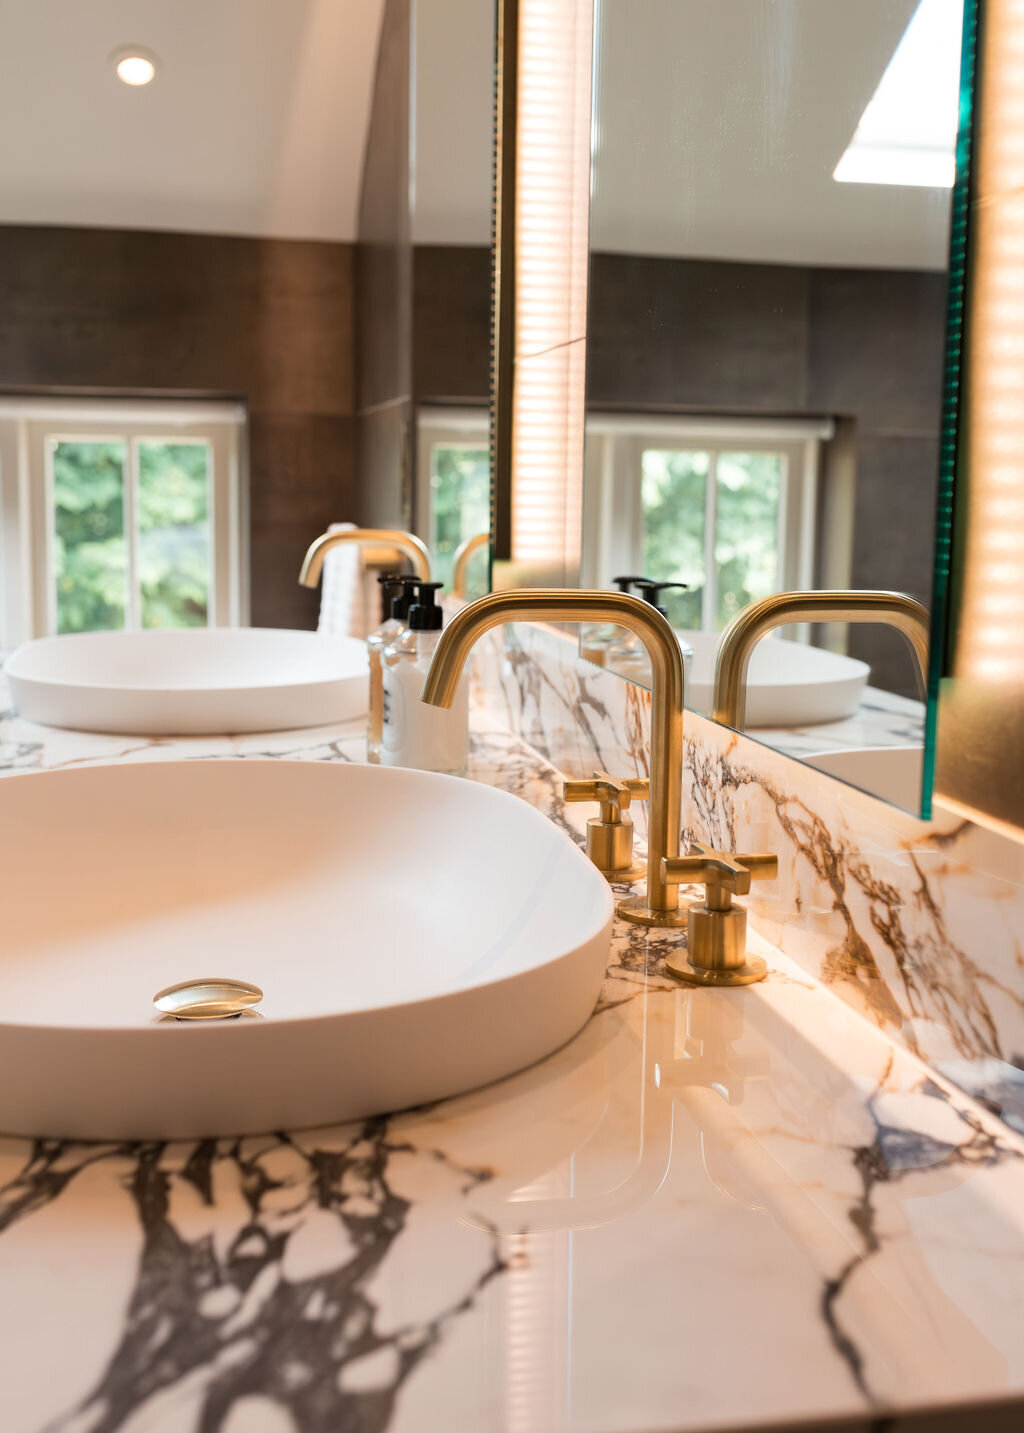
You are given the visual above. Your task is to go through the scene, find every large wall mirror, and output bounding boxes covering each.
[575,0,973,818]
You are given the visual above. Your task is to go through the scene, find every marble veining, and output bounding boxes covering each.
[3,672,1024,1429]
[480,624,1024,1125]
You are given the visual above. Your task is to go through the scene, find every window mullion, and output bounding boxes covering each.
[704,450,718,630]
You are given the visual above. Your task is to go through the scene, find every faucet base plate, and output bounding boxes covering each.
[602,861,648,883]
[616,896,689,929]
[664,951,768,987]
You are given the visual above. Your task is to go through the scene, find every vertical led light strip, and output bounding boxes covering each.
[935,0,1024,831]
[504,0,594,585]
[955,0,1024,686]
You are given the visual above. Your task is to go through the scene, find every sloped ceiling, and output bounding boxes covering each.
[0,0,385,241]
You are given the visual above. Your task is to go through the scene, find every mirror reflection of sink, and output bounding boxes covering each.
[5,627,369,734]
[681,631,870,727]
[806,745,923,808]
[0,759,612,1139]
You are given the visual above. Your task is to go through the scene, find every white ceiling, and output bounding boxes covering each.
[590,0,957,269]
[0,0,385,241]
[0,0,957,269]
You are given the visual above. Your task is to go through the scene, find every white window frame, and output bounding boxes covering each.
[581,413,834,634]
[0,398,246,646]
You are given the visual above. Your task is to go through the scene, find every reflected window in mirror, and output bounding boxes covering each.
[415,408,490,600]
[582,416,828,634]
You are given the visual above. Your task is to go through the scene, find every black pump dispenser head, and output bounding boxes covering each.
[407,581,445,632]
[382,574,419,623]
[631,578,689,619]
[611,576,645,595]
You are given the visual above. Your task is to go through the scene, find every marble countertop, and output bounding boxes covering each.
[1,695,1022,1433]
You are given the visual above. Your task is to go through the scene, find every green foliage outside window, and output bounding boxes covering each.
[53,442,128,634]
[641,447,781,630]
[138,442,210,628]
[714,452,781,625]
[52,439,210,634]
[641,450,707,629]
[430,445,490,598]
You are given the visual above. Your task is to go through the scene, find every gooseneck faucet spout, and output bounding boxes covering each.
[451,532,490,598]
[421,589,687,926]
[713,590,930,731]
[299,528,432,588]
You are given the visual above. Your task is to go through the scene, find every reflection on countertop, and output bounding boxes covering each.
[0,681,1021,1433]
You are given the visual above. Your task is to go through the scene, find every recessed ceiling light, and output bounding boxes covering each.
[833,0,963,188]
[111,46,157,87]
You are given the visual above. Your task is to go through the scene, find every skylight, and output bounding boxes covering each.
[833,0,963,188]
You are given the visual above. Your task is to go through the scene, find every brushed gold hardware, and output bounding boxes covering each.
[451,533,490,599]
[153,977,264,1021]
[563,770,649,880]
[298,529,432,588]
[713,590,929,731]
[660,845,779,987]
[421,589,686,924]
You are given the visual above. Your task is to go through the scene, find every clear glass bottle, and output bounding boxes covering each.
[381,582,469,776]
[367,575,418,764]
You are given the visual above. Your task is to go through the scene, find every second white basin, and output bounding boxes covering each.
[5,627,369,734]
[682,631,870,727]
[0,759,612,1139]
[807,745,924,809]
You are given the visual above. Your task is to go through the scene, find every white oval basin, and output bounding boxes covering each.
[682,631,869,727]
[5,627,369,734]
[0,760,613,1139]
[807,745,923,809]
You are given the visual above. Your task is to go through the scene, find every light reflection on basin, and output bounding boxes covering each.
[0,760,613,1139]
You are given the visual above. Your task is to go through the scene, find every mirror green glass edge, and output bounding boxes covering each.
[922,0,982,821]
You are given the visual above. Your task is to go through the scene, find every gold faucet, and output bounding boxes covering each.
[421,589,688,926]
[299,528,432,588]
[713,589,930,730]
[451,533,490,599]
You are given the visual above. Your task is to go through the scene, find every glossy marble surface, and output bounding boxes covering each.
[2,675,1024,1431]
[482,624,1024,1135]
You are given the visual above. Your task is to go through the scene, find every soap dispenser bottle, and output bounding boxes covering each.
[381,582,469,775]
[367,574,419,765]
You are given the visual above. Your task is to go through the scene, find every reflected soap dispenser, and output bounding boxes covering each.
[381,582,469,775]
[635,580,694,687]
[367,574,419,765]
[583,576,639,665]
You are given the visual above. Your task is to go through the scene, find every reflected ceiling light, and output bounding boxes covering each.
[833,0,962,187]
[112,47,157,86]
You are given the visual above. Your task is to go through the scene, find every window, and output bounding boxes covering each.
[582,415,832,632]
[416,408,490,599]
[0,399,245,647]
